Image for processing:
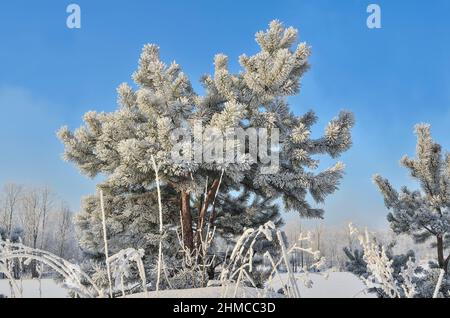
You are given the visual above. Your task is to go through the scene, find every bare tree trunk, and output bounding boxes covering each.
[39,186,52,250]
[196,179,220,244]
[209,206,217,227]
[58,217,68,259]
[317,231,321,251]
[180,191,193,251]
[19,187,40,278]
[7,211,13,237]
[31,235,39,278]
[2,183,22,238]
[436,235,448,273]
[444,255,450,274]
[299,223,304,268]
[58,242,65,259]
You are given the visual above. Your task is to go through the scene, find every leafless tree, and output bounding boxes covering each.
[1,183,22,237]
[38,186,54,250]
[54,202,74,259]
[314,223,323,253]
[19,186,52,277]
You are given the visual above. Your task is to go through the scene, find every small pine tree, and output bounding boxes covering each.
[343,246,367,277]
[374,124,450,274]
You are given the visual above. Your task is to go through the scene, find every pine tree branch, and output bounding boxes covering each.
[422,224,437,236]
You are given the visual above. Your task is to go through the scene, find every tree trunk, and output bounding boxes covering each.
[444,258,450,274]
[437,235,445,270]
[209,206,217,227]
[436,235,450,274]
[196,179,220,245]
[7,209,13,238]
[180,191,194,251]
[31,236,39,278]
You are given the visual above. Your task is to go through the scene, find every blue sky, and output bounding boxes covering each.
[1,0,449,228]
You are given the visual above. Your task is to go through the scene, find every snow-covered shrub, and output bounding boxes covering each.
[0,239,103,298]
[1,237,152,298]
[88,262,109,292]
[344,242,419,297]
[347,224,422,298]
[218,221,325,298]
[169,268,203,290]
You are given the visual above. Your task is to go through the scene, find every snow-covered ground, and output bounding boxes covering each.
[129,272,374,298]
[0,272,374,298]
[127,286,283,298]
[0,279,68,298]
[276,272,375,298]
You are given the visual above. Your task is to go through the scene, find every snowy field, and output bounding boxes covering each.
[128,272,373,298]
[0,279,68,298]
[0,272,373,298]
[127,286,283,298]
[282,272,375,298]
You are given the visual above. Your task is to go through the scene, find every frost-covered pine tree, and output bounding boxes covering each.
[58,21,354,260]
[374,124,450,275]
